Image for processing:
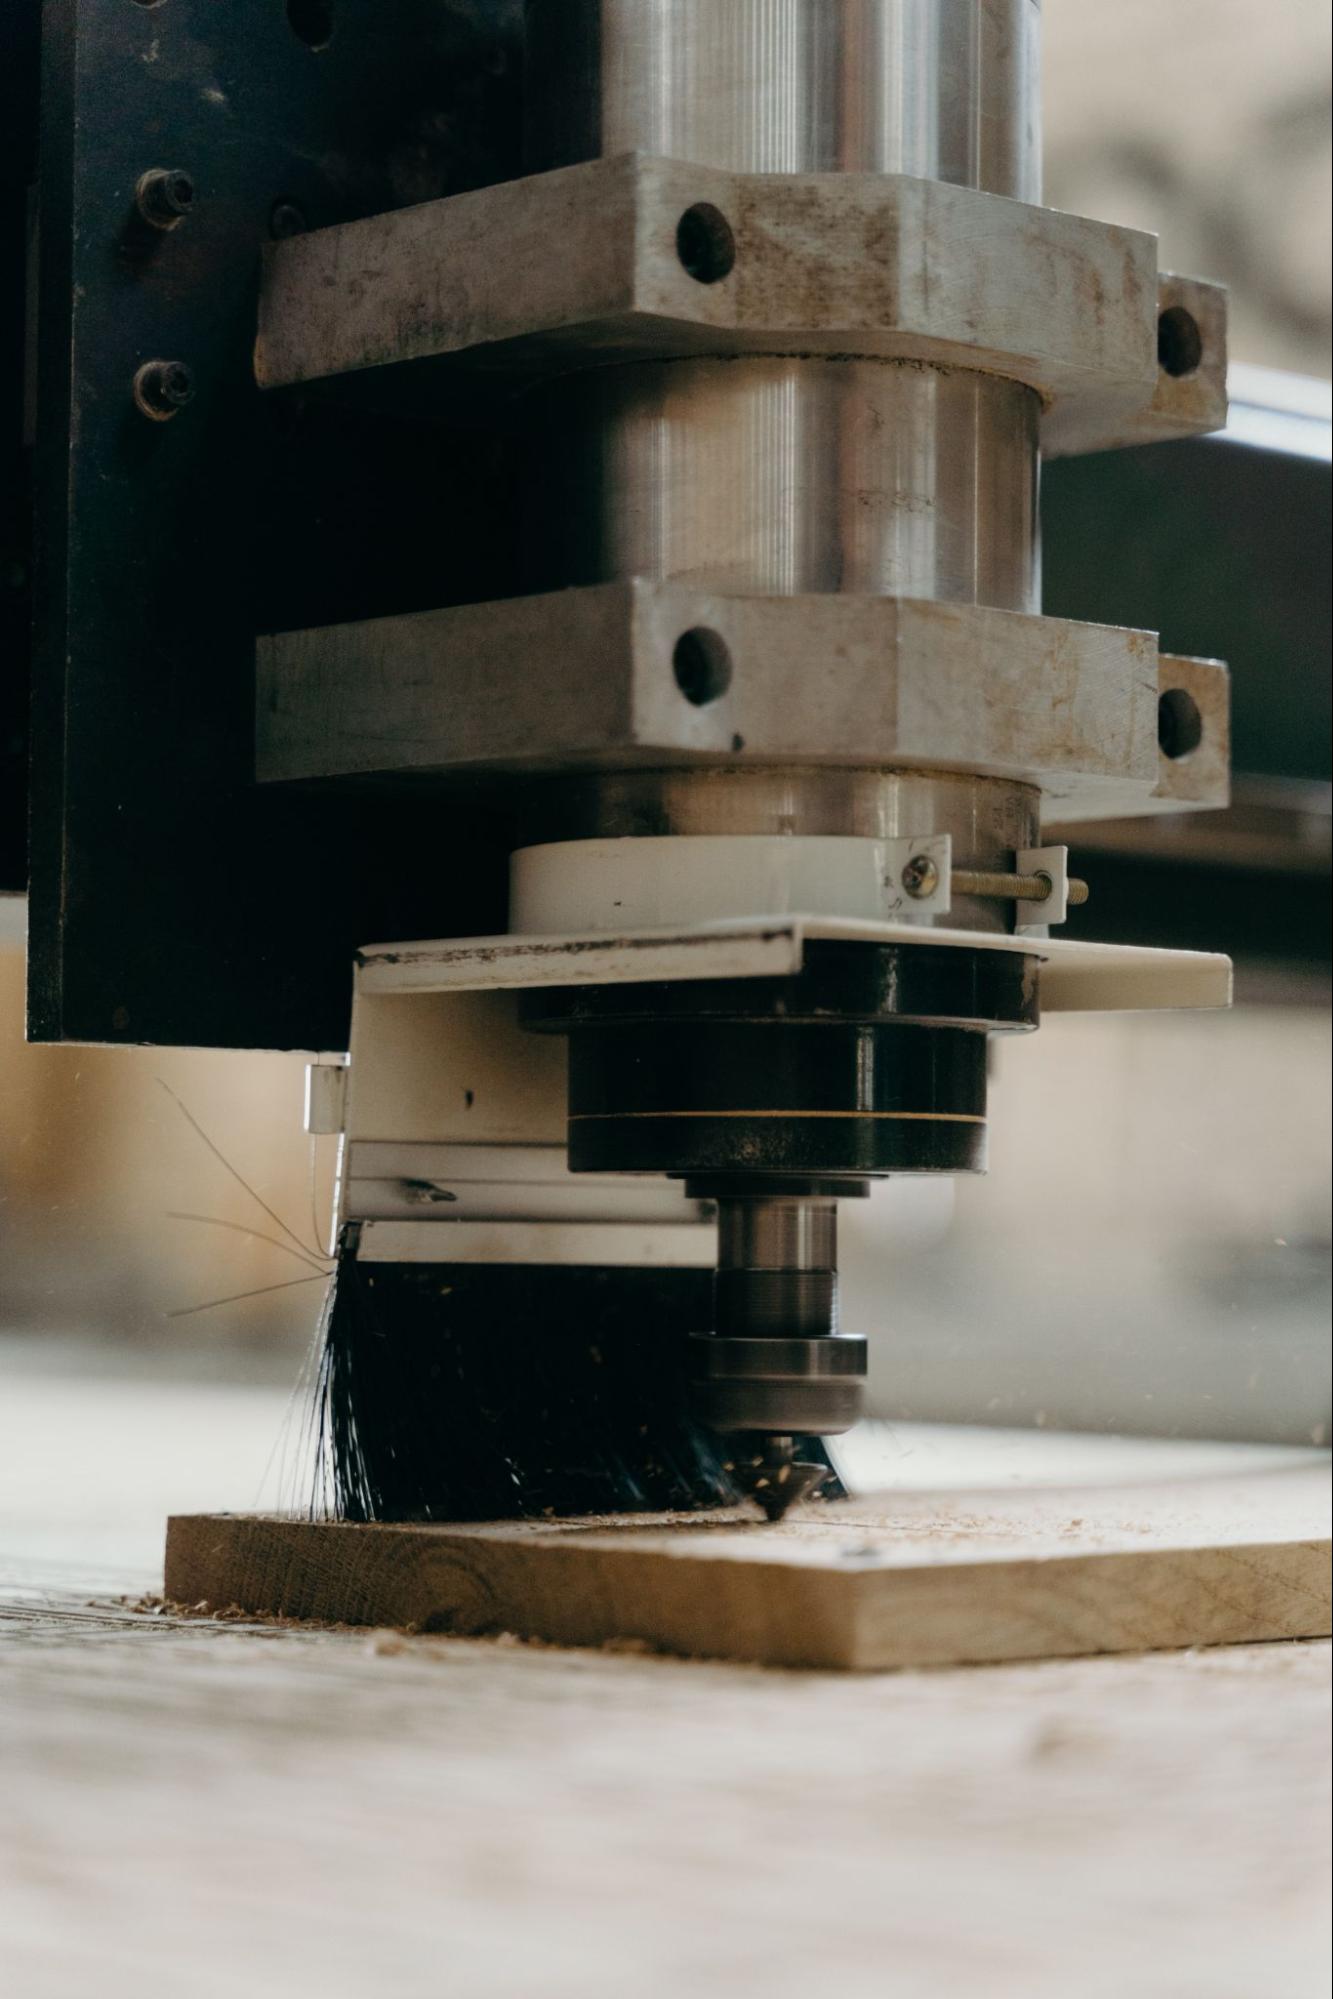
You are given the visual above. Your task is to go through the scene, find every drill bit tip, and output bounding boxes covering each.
[739,1435,827,1522]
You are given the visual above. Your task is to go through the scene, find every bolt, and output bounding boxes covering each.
[951,868,1090,908]
[901,853,940,901]
[269,200,309,241]
[133,359,197,422]
[135,168,196,231]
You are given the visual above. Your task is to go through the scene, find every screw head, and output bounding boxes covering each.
[901,853,940,901]
[133,358,197,422]
[135,167,196,231]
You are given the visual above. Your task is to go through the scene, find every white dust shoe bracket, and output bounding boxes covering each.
[507,835,1111,941]
[353,917,1233,1017]
[509,835,956,934]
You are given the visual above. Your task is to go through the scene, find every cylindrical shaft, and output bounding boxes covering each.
[521,1,1044,623]
[696,1192,866,1468]
[521,357,1039,612]
[521,767,1039,846]
[717,1195,838,1273]
[525,0,1042,200]
[715,1195,839,1342]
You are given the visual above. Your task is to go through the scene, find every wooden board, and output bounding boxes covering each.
[167,1463,1331,1671]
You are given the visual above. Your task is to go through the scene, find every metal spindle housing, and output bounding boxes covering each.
[521,359,1040,613]
[525,0,1042,198]
[518,0,1050,1480]
[519,0,1044,622]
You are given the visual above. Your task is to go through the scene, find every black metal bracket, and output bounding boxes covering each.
[28,0,522,1049]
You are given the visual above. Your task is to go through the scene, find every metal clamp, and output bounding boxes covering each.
[950,848,1085,932]
[1015,846,1072,933]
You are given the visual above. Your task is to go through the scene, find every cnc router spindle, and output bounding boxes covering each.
[257,0,1231,1521]
[25,1,1233,1523]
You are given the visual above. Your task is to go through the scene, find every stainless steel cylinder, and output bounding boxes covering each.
[520,0,1044,623]
[718,1196,838,1278]
[521,357,1039,612]
[715,1190,839,1340]
[694,1182,866,1452]
[522,766,1038,846]
[525,0,1041,201]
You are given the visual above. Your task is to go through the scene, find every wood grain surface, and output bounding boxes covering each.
[3,1579,1328,1999]
[167,1463,1332,1671]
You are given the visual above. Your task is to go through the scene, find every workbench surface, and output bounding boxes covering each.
[2,1579,1327,1998]
[2,1370,1328,1999]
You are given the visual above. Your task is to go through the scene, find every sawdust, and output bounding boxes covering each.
[124,1594,667,1664]
[365,1628,412,1656]
[124,1593,361,1635]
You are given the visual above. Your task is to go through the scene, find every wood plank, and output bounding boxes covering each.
[167,1463,1331,1671]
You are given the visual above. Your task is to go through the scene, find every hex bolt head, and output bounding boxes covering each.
[135,168,196,231]
[901,853,940,900]
[133,359,197,422]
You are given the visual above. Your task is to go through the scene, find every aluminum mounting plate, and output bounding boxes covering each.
[256,154,1228,460]
[354,917,1233,1016]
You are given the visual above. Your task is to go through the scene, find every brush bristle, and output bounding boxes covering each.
[313,1230,841,1522]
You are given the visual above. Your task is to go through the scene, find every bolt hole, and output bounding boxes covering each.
[676,203,736,285]
[673,628,733,707]
[1158,688,1203,760]
[1157,305,1203,378]
[287,0,334,49]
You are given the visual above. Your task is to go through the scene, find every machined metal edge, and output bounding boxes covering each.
[256,580,1228,823]
[254,156,1226,458]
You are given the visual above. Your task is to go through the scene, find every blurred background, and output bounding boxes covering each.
[1,0,1329,1526]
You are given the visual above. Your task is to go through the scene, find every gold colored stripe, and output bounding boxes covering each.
[568,1110,986,1125]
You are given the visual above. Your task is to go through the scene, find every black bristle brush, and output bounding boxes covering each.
[312,1225,841,1521]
